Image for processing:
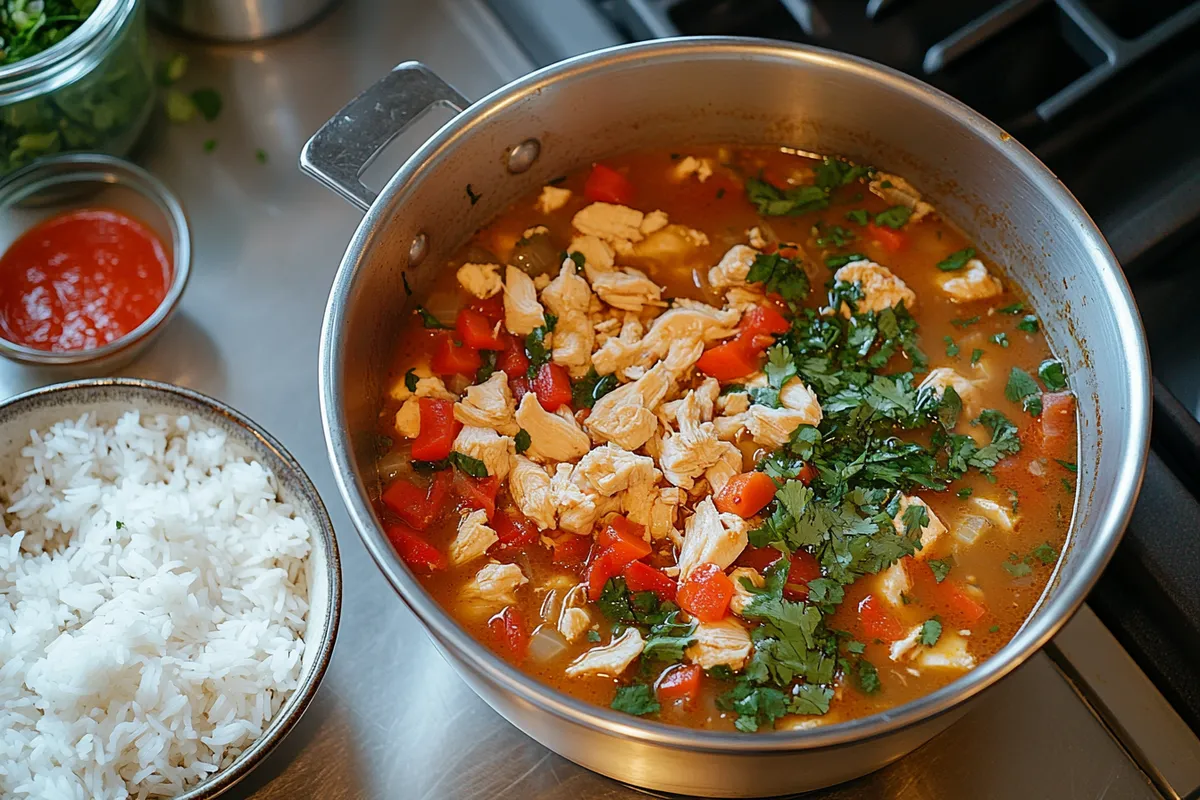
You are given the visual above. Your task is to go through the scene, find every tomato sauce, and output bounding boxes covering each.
[0,208,171,352]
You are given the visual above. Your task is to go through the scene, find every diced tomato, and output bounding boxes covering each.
[656,664,702,709]
[469,294,504,322]
[714,471,777,518]
[1040,391,1076,455]
[937,579,989,625]
[784,550,822,601]
[532,362,573,411]
[585,550,623,601]
[740,305,791,338]
[430,332,482,376]
[794,462,817,485]
[497,334,530,380]
[456,307,505,350]
[453,473,500,521]
[595,516,651,560]
[677,562,734,622]
[551,533,592,566]
[696,336,761,382]
[623,560,677,603]
[492,511,539,552]
[411,398,461,461]
[867,223,908,253]
[488,606,529,662]
[583,164,634,205]
[381,470,452,530]
[385,523,447,571]
[736,545,786,573]
[857,594,904,642]
[509,376,531,403]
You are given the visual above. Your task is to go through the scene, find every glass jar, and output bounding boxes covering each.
[0,0,154,176]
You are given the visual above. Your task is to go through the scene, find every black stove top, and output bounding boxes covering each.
[487,0,1200,734]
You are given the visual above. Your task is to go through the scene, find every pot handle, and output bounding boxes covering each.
[299,62,468,212]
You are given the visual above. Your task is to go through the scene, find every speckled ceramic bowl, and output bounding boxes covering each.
[0,378,341,800]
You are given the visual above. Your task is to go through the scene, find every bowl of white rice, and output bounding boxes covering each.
[0,378,341,799]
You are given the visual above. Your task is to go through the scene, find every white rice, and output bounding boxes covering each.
[0,411,312,799]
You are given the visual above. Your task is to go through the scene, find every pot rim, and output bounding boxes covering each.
[318,37,1150,752]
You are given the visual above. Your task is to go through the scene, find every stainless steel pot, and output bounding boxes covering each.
[301,39,1150,797]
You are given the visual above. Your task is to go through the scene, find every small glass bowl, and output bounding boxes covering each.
[0,153,191,377]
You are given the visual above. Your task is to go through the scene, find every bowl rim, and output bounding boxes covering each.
[0,377,342,799]
[319,37,1150,753]
[0,153,192,366]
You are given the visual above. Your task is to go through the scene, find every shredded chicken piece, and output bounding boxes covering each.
[708,244,758,291]
[594,302,741,381]
[558,584,592,642]
[676,497,748,580]
[834,260,917,316]
[388,369,456,403]
[449,509,498,566]
[394,398,420,439]
[586,363,673,451]
[631,224,710,263]
[704,443,744,494]
[455,372,519,435]
[869,172,936,223]
[659,388,740,490]
[672,155,714,183]
[461,562,527,615]
[565,627,645,677]
[918,631,976,670]
[509,455,557,530]
[747,226,769,250]
[591,267,664,312]
[569,234,616,273]
[939,259,1003,302]
[877,559,911,609]
[503,264,547,335]
[971,496,1017,531]
[541,258,595,377]
[572,202,645,255]
[535,185,572,214]
[647,486,685,541]
[717,391,750,416]
[457,262,503,299]
[575,444,660,497]
[893,494,949,556]
[728,567,764,616]
[889,625,922,662]
[452,426,516,482]
[515,393,591,463]
[686,618,753,670]
[745,378,823,449]
[549,463,619,535]
[641,210,669,235]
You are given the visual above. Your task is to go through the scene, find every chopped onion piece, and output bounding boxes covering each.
[528,624,569,662]
[377,451,409,483]
[954,515,990,546]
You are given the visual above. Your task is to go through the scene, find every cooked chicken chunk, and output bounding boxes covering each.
[586,363,673,451]
[455,371,519,435]
[676,497,749,580]
[572,202,646,255]
[940,259,1003,302]
[565,627,645,677]
[834,261,917,316]
[869,172,935,223]
[641,210,670,236]
[892,494,948,556]
[876,559,911,609]
[889,625,922,662]
[569,234,616,273]
[717,391,751,416]
[728,567,764,616]
[394,398,421,439]
[388,369,456,403]
[449,509,498,566]
[747,226,769,250]
[575,444,660,497]
[639,301,741,360]
[745,378,823,449]
[631,224,710,263]
[708,244,758,291]
[686,618,753,670]
[541,258,595,377]
[723,286,768,313]
[646,486,685,541]
[457,262,503,299]
[509,455,557,530]
[590,267,664,312]
[549,463,601,535]
[971,496,1017,531]
[535,185,572,214]
[515,393,592,463]
[917,631,976,671]
[461,562,527,614]
[503,264,547,335]
[919,367,981,417]
[659,388,740,490]
[557,583,592,642]
[704,443,744,494]
[453,426,516,482]
[672,155,714,183]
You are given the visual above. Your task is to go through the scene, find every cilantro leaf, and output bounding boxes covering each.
[936,247,975,271]
[514,429,531,454]
[404,369,419,392]
[1030,542,1058,565]
[813,157,872,190]
[855,658,881,694]
[524,313,558,378]
[826,253,866,269]
[956,487,973,499]
[764,345,797,391]
[901,502,930,537]
[1038,359,1068,391]
[746,252,810,305]
[642,612,698,663]
[944,335,959,357]
[1003,555,1033,577]
[919,617,943,646]
[746,178,830,217]
[968,410,1022,471]
[928,555,955,583]
[991,332,1010,348]
[586,629,601,642]
[1005,367,1040,403]
[790,684,834,716]
[449,451,488,478]
[845,209,869,225]
[1055,459,1077,472]
[476,350,497,383]
[572,367,618,409]
[416,306,452,329]
[611,685,660,716]
[1017,315,1039,334]
[951,316,981,329]
[874,205,912,229]
[970,348,984,365]
[718,680,790,732]
[998,302,1025,315]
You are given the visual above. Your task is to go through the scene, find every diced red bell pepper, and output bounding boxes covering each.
[867,223,908,253]
[1040,391,1076,456]
[456,307,505,350]
[595,516,651,561]
[497,334,530,380]
[696,336,761,382]
[430,332,482,377]
[677,562,734,622]
[532,362,573,412]
[623,560,677,603]
[488,606,529,662]
[585,550,623,601]
[583,164,635,205]
[857,594,904,642]
[453,473,500,521]
[937,579,988,625]
[411,398,461,461]
[469,294,504,322]
[509,376,531,403]
[551,533,593,566]
[740,305,791,338]
[492,510,539,552]
[784,550,822,601]
[736,545,786,573]
[381,470,453,530]
[794,462,817,485]
[656,664,702,709]
[386,523,447,571]
[714,471,777,518]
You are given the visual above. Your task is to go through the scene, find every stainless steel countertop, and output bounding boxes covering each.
[1,1,1195,797]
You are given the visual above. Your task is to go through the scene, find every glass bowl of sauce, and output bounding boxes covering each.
[0,154,190,376]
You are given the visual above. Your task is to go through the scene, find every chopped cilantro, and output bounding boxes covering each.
[1017,315,1039,333]
[967,410,1022,472]
[874,205,912,229]
[586,629,601,643]
[746,252,810,306]
[611,685,660,716]
[514,429,531,454]
[919,618,943,646]
[1055,459,1077,472]
[956,487,974,499]
[597,578,676,627]
[791,684,834,716]
[970,348,984,365]
[404,369,419,392]
[191,88,223,121]
[951,316,981,328]
[466,184,482,205]
[855,659,881,694]
[568,251,586,269]
[845,640,866,655]
[524,313,558,378]
[815,224,856,248]
[746,178,831,217]
[1062,477,1074,494]
[936,248,975,272]
[825,253,866,269]
[988,624,1001,633]
[572,367,618,409]
[1031,542,1058,565]
[928,556,955,583]
[411,459,450,472]
[991,332,1009,348]
[901,503,930,537]
[718,681,790,732]
[642,612,698,663]
[1003,556,1033,578]
[1038,359,1068,391]
[165,90,196,123]
[416,306,452,329]
[845,209,870,225]
[449,451,488,478]
[1005,367,1043,416]
[998,302,1025,315]
[813,157,873,190]
[944,336,959,357]
[115,520,126,530]
[476,350,497,383]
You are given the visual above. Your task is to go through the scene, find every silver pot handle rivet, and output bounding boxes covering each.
[506,139,541,174]
[409,232,429,267]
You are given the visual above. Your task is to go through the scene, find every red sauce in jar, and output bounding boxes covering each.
[0,208,172,352]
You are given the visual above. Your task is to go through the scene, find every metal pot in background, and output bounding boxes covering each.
[148,0,339,42]
[301,39,1150,797]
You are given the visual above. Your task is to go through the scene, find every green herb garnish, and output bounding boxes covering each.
[936,248,975,271]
